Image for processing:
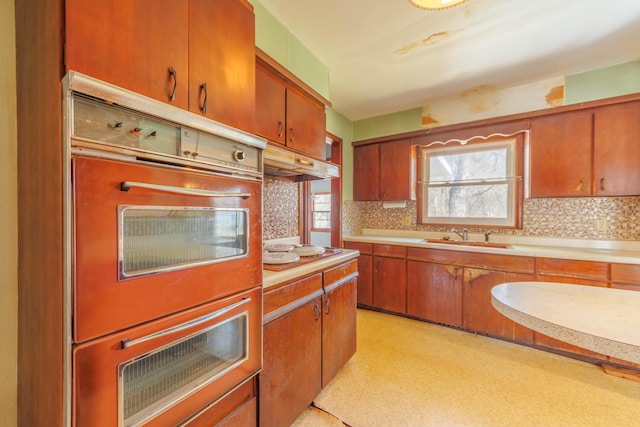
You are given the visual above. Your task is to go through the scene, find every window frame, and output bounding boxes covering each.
[310,191,332,232]
[417,133,525,229]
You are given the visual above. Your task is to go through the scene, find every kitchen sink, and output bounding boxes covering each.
[422,239,512,249]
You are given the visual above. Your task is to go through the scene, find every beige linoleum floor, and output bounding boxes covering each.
[292,309,640,427]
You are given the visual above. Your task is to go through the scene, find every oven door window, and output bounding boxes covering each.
[120,313,248,427]
[119,206,248,278]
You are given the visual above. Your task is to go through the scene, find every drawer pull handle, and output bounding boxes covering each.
[121,181,251,199]
[121,298,251,349]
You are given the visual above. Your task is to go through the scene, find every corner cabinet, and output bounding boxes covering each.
[530,100,640,197]
[353,139,416,201]
[256,55,328,160]
[343,242,374,307]
[260,260,358,427]
[66,0,256,134]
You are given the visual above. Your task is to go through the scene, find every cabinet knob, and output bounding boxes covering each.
[313,302,321,321]
[325,298,331,315]
[289,128,295,142]
[600,177,606,191]
[277,121,283,138]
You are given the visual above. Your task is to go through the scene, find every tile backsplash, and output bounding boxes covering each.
[343,197,640,241]
[263,177,299,240]
[264,175,640,241]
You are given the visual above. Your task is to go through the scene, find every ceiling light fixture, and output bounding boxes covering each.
[409,0,468,10]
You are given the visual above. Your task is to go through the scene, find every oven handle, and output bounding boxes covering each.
[120,297,251,349]
[120,181,251,199]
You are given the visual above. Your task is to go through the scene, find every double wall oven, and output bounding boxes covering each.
[63,72,265,426]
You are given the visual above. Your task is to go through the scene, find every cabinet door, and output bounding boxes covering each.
[529,111,593,197]
[260,298,322,427]
[594,101,640,196]
[353,144,380,200]
[463,269,534,343]
[255,65,286,144]
[286,87,327,159]
[322,279,357,387]
[380,139,415,201]
[373,256,407,314]
[189,0,255,133]
[407,261,462,327]
[65,0,189,109]
[343,242,373,306]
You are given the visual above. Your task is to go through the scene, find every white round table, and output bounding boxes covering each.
[491,282,640,364]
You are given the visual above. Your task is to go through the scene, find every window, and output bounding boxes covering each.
[311,192,331,231]
[418,134,524,228]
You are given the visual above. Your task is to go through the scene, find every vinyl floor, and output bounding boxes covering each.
[292,309,640,427]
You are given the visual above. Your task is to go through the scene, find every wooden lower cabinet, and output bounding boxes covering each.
[343,242,373,307]
[373,245,407,314]
[407,261,462,327]
[261,297,322,427]
[463,268,535,343]
[260,260,358,426]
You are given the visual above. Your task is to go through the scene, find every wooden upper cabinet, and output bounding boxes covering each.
[286,87,327,159]
[353,144,380,201]
[255,62,327,159]
[255,65,286,144]
[189,0,256,133]
[380,139,416,201]
[529,110,593,197]
[593,101,640,196]
[353,139,415,201]
[65,0,190,109]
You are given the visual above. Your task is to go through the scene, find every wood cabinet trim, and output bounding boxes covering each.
[406,247,535,273]
[373,244,407,258]
[535,257,608,281]
[256,47,331,108]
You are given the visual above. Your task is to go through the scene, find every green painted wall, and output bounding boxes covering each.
[327,109,355,200]
[352,108,423,141]
[250,0,329,100]
[566,60,640,105]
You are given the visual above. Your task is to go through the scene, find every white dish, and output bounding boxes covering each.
[264,243,295,252]
[263,251,300,264]
[292,245,326,257]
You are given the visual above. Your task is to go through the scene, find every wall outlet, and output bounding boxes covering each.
[401,215,412,227]
[596,218,608,232]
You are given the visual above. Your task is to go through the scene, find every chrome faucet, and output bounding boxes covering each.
[451,228,468,241]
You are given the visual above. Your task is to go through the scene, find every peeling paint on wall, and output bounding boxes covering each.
[421,108,440,126]
[460,84,500,113]
[420,77,565,128]
[545,85,565,107]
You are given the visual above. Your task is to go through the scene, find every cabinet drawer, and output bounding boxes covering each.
[407,247,534,273]
[373,244,407,258]
[344,241,373,255]
[263,274,323,319]
[536,258,608,281]
[324,259,358,290]
[611,263,640,289]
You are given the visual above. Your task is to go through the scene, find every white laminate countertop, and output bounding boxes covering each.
[491,282,640,364]
[343,229,640,264]
[263,249,359,289]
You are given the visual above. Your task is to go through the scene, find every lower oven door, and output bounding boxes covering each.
[73,286,261,427]
[72,156,262,343]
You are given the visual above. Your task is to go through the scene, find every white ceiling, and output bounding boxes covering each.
[257,0,640,121]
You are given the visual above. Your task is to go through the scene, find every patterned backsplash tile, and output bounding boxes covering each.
[342,197,640,241]
[263,177,299,240]
[264,175,640,241]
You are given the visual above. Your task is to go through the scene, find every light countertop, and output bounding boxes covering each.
[344,229,640,264]
[263,249,359,289]
[492,282,640,364]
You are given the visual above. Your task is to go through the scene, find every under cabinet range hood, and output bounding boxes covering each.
[263,144,339,181]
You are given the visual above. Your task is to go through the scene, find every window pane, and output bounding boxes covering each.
[427,184,508,218]
[429,147,507,183]
[313,212,331,229]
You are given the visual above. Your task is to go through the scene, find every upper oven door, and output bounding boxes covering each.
[72,156,262,343]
